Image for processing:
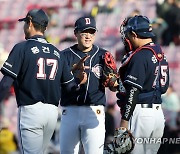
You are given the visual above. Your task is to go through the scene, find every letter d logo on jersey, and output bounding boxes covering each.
[85,18,91,24]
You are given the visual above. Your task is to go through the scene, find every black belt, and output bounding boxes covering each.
[141,104,152,108]
[140,104,161,110]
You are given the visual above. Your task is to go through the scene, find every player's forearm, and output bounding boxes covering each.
[121,84,140,121]
[0,75,14,102]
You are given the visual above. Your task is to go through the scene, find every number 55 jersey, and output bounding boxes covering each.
[119,43,169,99]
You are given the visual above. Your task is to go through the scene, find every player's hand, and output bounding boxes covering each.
[120,119,129,130]
[72,55,90,72]
[77,71,87,85]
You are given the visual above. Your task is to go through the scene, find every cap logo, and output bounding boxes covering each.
[85,18,91,24]
[149,24,152,31]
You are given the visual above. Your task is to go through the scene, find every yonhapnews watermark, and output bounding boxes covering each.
[135,137,180,144]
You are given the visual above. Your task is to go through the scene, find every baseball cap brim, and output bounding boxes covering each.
[137,31,155,38]
[18,17,27,22]
[78,27,97,32]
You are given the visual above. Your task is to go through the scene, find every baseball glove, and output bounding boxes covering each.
[104,127,135,154]
[102,52,118,88]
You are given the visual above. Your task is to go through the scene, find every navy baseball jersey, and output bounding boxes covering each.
[119,44,169,95]
[60,44,110,106]
[1,35,74,107]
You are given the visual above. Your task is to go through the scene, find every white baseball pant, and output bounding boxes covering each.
[18,102,58,154]
[60,105,105,154]
[129,104,165,154]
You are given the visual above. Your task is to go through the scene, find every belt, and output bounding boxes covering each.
[140,104,161,110]
[141,104,152,108]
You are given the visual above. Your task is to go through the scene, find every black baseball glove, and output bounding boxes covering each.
[104,127,135,154]
[102,52,119,89]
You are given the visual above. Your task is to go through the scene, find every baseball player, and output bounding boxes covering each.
[59,16,117,154]
[0,9,86,154]
[117,15,170,154]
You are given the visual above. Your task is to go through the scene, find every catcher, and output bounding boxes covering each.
[102,34,135,154]
[105,15,169,154]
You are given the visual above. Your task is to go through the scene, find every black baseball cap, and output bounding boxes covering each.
[18,9,49,27]
[74,16,97,32]
[125,15,155,38]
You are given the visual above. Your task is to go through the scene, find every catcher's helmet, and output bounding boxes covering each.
[124,15,155,38]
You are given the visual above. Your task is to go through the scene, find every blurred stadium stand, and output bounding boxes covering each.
[0,0,180,153]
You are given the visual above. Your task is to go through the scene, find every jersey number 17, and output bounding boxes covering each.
[36,58,58,80]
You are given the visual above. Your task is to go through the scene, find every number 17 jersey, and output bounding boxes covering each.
[1,35,74,107]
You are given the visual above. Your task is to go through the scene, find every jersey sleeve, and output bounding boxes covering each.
[0,75,14,102]
[1,43,24,79]
[124,53,146,90]
[60,54,74,84]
